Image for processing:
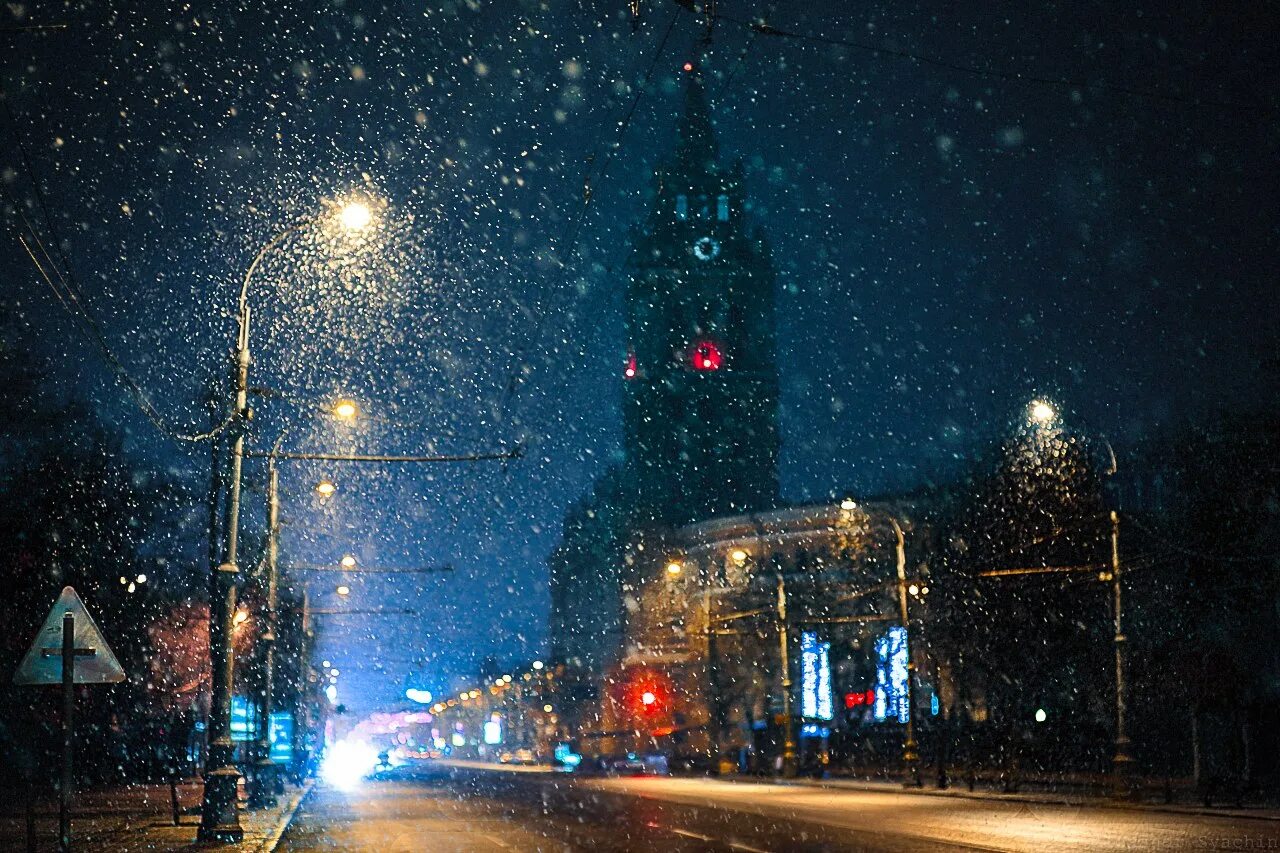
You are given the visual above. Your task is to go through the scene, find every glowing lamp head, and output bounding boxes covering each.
[340,555,357,569]
[730,549,748,565]
[338,201,373,232]
[840,498,857,511]
[1028,399,1057,425]
[641,691,657,706]
[316,480,337,497]
[624,351,637,379]
[336,585,351,596]
[682,61,694,73]
[332,399,359,420]
[665,561,683,577]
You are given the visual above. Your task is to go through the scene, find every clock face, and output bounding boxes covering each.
[692,236,721,261]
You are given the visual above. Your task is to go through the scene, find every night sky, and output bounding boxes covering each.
[2,1,1276,714]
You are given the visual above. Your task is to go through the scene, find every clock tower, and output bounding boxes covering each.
[622,66,781,529]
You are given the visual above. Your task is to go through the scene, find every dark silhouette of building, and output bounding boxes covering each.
[622,67,781,529]
[549,65,782,682]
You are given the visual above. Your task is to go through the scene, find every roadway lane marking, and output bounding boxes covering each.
[667,826,773,853]
[669,827,716,843]
[727,842,771,853]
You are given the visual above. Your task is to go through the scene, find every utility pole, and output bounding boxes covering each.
[248,451,282,809]
[1110,509,1134,795]
[199,329,249,842]
[775,572,797,778]
[890,517,921,787]
[703,585,724,773]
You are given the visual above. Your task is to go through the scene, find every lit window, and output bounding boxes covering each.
[717,194,729,221]
[689,340,723,372]
[675,194,688,219]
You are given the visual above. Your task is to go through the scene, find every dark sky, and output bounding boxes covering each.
[3,1,1277,713]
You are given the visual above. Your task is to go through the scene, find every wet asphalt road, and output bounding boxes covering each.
[278,762,1280,852]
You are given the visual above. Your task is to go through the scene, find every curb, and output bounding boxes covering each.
[254,780,315,853]
[769,776,1280,823]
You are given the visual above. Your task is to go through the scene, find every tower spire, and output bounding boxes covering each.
[676,64,718,175]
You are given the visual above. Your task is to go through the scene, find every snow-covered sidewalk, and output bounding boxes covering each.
[0,777,313,852]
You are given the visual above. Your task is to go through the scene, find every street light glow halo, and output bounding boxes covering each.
[1028,399,1057,425]
[338,201,373,231]
[332,399,360,420]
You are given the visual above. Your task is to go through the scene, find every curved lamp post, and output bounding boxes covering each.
[199,200,375,842]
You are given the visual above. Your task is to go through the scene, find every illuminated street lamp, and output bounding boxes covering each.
[331,399,360,421]
[338,201,373,231]
[315,480,337,497]
[666,560,684,576]
[1028,398,1058,425]
[340,555,357,569]
[202,196,378,839]
[336,585,351,597]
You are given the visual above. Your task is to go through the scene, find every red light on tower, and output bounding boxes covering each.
[682,61,694,73]
[689,340,723,372]
[624,351,637,379]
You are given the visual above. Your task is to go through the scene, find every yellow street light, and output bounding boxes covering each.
[840,497,857,511]
[340,555,357,569]
[332,399,360,420]
[730,549,749,565]
[666,561,683,576]
[336,585,351,597]
[316,480,337,497]
[1028,399,1058,425]
[338,201,373,232]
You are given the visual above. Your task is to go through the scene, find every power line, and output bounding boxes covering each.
[243,448,520,463]
[709,10,1250,112]
[0,94,234,444]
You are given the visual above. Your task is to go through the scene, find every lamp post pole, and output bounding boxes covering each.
[198,321,250,841]
[775,571,797,778]
[248,436,284,809]
[200,225,300,842]
[890,517,921,787]
[1110,509,1134,795]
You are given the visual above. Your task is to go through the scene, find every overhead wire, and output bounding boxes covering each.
[0,93,235,444]
[704,9,1251,112]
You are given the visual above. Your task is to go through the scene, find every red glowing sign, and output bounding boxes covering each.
[844,689,876,709]
[689,340,723,372]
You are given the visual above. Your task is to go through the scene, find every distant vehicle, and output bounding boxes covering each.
[601,752,666,775]
[499,747,538,765]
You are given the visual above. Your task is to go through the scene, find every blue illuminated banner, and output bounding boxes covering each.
[230,696,257,742]
[874,626,910,723]
[269,712,294,763]
[800,631,833,721]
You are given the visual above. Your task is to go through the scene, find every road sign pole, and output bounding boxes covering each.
[60,611,74,853]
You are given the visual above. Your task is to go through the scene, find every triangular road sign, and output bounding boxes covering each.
[14,586,126,685]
